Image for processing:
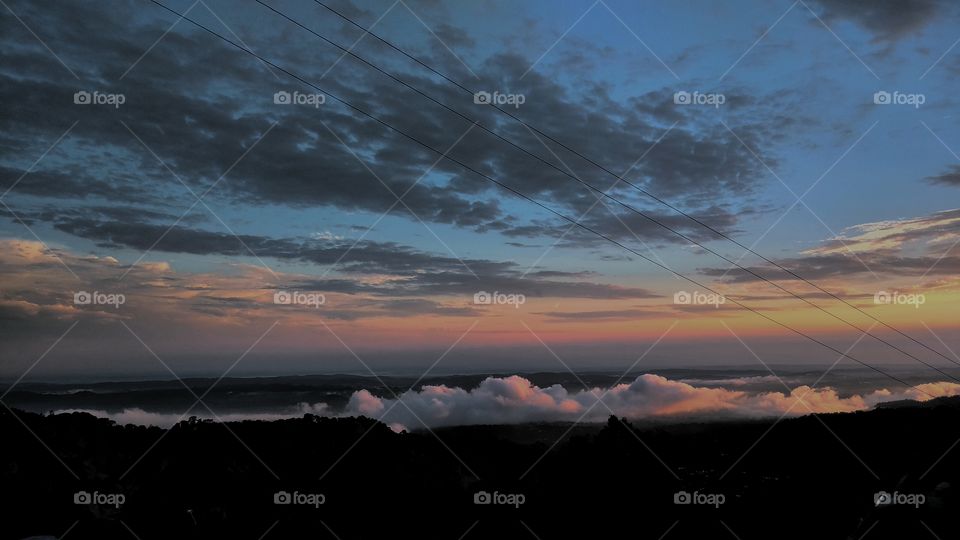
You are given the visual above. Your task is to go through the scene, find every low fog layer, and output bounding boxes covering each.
[56,374,960,431]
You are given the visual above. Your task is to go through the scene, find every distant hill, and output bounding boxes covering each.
[874,395,960,409]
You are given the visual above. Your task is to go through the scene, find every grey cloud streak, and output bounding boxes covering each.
[1,0,783,249]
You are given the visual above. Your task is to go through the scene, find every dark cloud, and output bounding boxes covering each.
[189,294,482,320]
[293,267,661,300]
[390,271,660,299]
[927,165,960,187]
[0,166,151,202]
[494,198,744,250]
[316,298,482,320]
[431,22,477,49]
[807,0,947,42]
[47,212,659,299]
[534,308,665,321]
[51,216,483,274]
[0,0,780,251]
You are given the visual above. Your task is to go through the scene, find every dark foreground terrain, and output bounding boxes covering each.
[2,397,959,540]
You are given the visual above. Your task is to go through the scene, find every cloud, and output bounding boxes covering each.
[807,0,947,42]
[41,214,661,300]
[701,208,960,282]
[503,203,745,247]
[0,0,782,250]
[927,165,960,188]
[343,374,960,430]
[47,375,960,431]
[347,389,386,416]
[53,403,330,428]
[0,166,154,202]
[534,308,666,321]
[678,375,784,387]
[802,208,960,256]
[702,251,960,283]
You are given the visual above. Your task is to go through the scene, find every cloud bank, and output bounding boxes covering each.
[346,374,960,431]
[54,402,330,429]
[56,374,960,431]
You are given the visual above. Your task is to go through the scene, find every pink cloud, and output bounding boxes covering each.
[345,374,960,431]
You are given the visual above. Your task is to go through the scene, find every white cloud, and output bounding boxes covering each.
[51,376,960,432]
[345,374,960,431]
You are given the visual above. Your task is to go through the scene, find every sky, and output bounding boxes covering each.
[1,0,959,380]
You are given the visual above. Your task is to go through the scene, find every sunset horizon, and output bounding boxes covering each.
[2,0,959,538]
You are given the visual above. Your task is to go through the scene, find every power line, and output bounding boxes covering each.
[250,0,960,383]
[146,0,935,398]
[306,0,959,370]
